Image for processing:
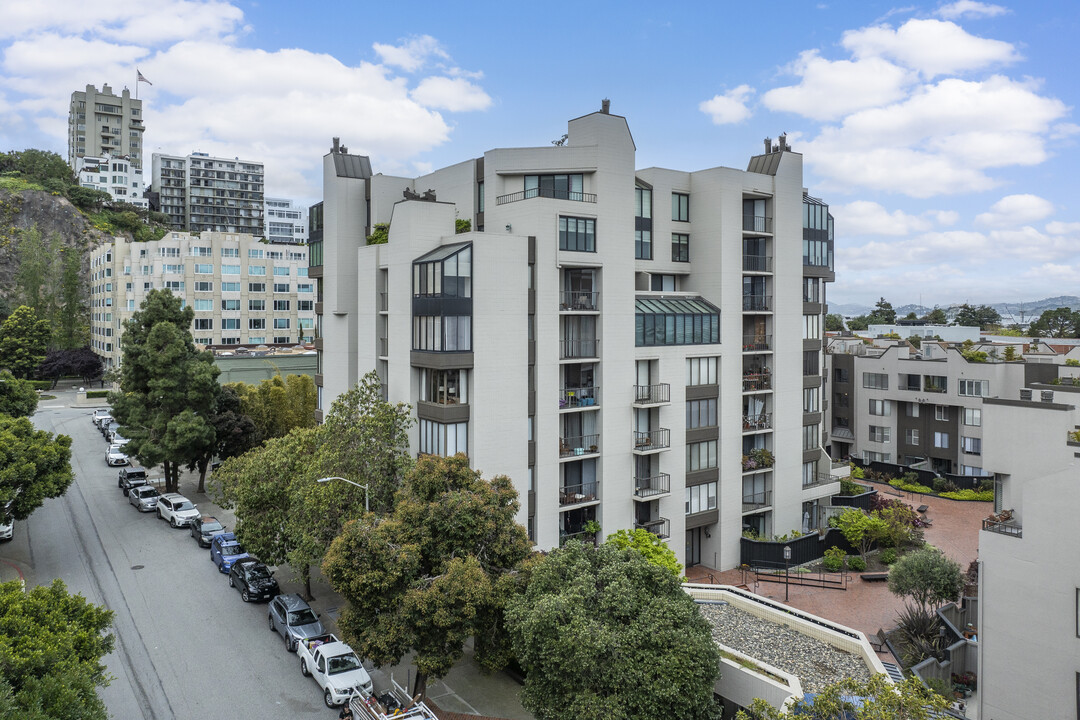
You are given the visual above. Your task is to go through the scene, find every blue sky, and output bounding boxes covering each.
[0,0,1077,308]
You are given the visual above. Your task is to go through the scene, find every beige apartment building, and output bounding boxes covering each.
[68,83,145,172]
[89,231,315,367]
[309,107,837,569]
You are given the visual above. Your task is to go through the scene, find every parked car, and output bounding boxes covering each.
[111,433,129,447]
[118,467,148,496]
[0,515,12,542]
[228,557,279,602]
[128,485,160,512]
[92,409,111,425]
[296,633,373,708]
[105,444,129,467]
[210,532,250,573]
[189,516,227,548]
[157,493,199,527]
[102,421,119,439]
[268,593,326,652]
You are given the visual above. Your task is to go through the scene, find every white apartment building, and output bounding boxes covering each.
[75,154,148,208]
[89,232,315,367]
[68,83,145,172]
[151,152,265,237]
[311,108,837,569]
[977,384,1080,720]
[265,197,309,244]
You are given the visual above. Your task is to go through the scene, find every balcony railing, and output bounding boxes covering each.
[743,214,773,233]
[743,255,773,272]
[559,530,596,547]
[378,291,387,311]
[802,473,834,489]
[635,517,671,539]
[559,434,600,458]
[560,339,600,359]
[633,383,670,405]
[742,372,772,391]
[742,413,772,430]
[743,491,772,512]
[378,338,388,357]
[559,386,599,409]
[634,473,671,499]
[743,294,772,311]
[560,291,599,311]
[497,187,597,205]
[982,519,1022,538]
[560,481,599,506]
[742,335,772,352]
[633,428,671,451]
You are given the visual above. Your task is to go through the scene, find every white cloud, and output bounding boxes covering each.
[372,35,448,73]
[842,18,1019,77]
[830,200,932,236]
[0,1,243,43]
[929,210,959,226]
[1021,263,1080,284]
[411,76,492,112]
[1047,221,1080,235]
[975,194,1055,227]
[936,1,1009,20]
[762,51,914,121]
[699,85,754,125]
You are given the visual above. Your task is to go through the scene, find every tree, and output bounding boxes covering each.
[55,247,88,350]
[847,315,869,331]
[0,306,50,379]
[0,415,73,520]
[887,547,963,611]
[922,308,947,324]
[12,149,73,186]
[954,303,1002,330]
[366,223,389,245]
[605,528,683,579]
[875,503,921,550]
[736,674,948,720]
[0,579,114,720]
[903,311,917,320]
[230,373,317,442]
[824,314,844,332]
[866,297,896,325]
[0,371,38,418]
[210,385,259,462]
[506,540,721,720]
[13,228,56,318]
[323,454,531,699]
[455,218,471,234]
[835,508,887,559]
[110,290,220,494]
[1029,307,1080,338]
[36,347,103,388]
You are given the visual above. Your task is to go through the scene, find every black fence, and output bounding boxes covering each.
[740,527,857,568]
[857,460,937,486]
[942,472,991,491]
[831,484,878,512]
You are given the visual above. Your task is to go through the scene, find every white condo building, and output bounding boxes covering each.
[89,231,315,368]
[75,154,148,208]
[310,106,837,569]
[265,198,309,245]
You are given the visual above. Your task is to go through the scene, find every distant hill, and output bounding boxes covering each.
[830,296,1080,323]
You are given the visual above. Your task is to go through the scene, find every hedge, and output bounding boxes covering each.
[29,380,53,390]
[938,489,993,502]
[85,390,109,399]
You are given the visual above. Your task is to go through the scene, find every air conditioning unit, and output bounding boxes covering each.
[1041,390,1055,403]
[1019,388,1033,401]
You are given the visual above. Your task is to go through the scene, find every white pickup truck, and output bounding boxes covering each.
[296,634,373,708]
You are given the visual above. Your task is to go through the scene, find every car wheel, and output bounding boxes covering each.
[156,509,163,520]
[242,589,251,602]
[268,614,275,632]
[324,689,335,708]
[228,575,235,588]
[170,516,177,528]
[286,637,296,653]
[300,657,310,677]
[122,488,129,497]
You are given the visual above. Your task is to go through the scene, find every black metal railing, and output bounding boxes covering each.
[743,335,772,352]
[633,383,670,405]
[743,255,773,272]
[559,481,599,506]
[633,428,670,451]
[742,373,772,391]
[982,519,1022,538]
[743,214,773,233]
[634,473,671,498]
[496,187,597,205]
[742,491,772,512]
[559,530,596,547]
[560,290,599,311]
[635,517,671,539]
[559,434,600,458]
[560,339,599,359]
[742,413,772,430]
[802,473,834,489]
[559,386,599,409]
[743,294,772,311]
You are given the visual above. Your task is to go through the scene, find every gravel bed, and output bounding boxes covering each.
[698,602,872,693]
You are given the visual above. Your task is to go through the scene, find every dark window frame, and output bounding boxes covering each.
[672,233,690,262]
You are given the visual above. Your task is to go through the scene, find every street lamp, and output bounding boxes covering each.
[783,545,792,602]
[316,476,369,513]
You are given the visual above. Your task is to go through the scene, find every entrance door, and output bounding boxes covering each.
[685,528,701,567]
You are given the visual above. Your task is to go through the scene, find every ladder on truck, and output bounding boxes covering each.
[348,674,438,720]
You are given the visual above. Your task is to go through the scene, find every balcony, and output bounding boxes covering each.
[742,294,772,312]
[743,255,773,272]
[802,473,835,489]
[742,372,772,392]
[982,518,1022,538]
[560,290,599,312]
[379,292,388,311]
[559,386,599,410]
[559,434,600,458]
[633,473,671,499]
[559,530,597,547]
[742,413,772,431]
[378,338,388,357]
[635,517,671,539]
[560,339,599,360]
[742,491,772,512]
[743,214,773,233]
[497,187,597,205]
[633,428,670,453]
[742,335,772,352]
[632,383,670,406]
[560,481,599,507]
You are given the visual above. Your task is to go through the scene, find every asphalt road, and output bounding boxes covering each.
[5,403,339,719]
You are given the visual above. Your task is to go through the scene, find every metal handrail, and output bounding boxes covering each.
[743,294,772,311]
[742,373,772,391]
[559,290,599,311]
[635,517,671,539]
[496,187,597,205]
[633,473,671,498]
[559,481,599,506]
[742,335,772,352]
[559,434,600,458]
[559,386,599,409]
[742,491,772,511]
[742,413,772,430]
[633,428,670,450]
[633,383,671,404]
[560,339,599,359]
[982,519,1022,537]
[743,255,773,272]
[743,214,773,233]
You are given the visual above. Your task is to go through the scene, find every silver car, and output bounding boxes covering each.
[128,486,160,512]
[268,594,325,652]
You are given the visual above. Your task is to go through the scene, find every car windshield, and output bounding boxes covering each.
[327,654,362,675]
[109,445,122,453]
[221,545,243,556]
[201,522,223,533]
[247,566,271,580]
[138,488,159,497]
[287,609,317,626]
[175,501,195,511]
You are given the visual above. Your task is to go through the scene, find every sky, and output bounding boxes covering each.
[0,0,1078,309]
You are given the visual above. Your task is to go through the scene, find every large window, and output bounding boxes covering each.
[803,423,820,450]
[635,228,652,260]
[274,267,290,276]
[803,314,821,340]
[935,405,949,421]
[963,408,982,426]
[222,299,240,311]
[686,398,717,429]
[869,425,891,443]
[863,372,889,390]
[221,247,239,258]
[249,299,265,311]
[635,296,719,347]
[420,369,469,405]
[413,243,472,298]
[222,282,240,292]
[686,440,718,471]
[273,318,290,329]
[248,265,266,276]
[525,173,583,200]
[672,192,689,222]
[685,482,717,514]
[274,300,290,311]
[803,277,821,303]
[222,318,240,330]
[194,318,212,330]
[249,318,265,330]
[803,351,819,376]
[635,186,652,260]
[222,264,240,274]
[924,375,947,393]
[959,379,989,397]
[934,432,950,449]
[248,283,265,293]
[194,263,213,274]
[686,357,718,386]
[413,316,472,351]
[195,281,213,292]
[961,436,982,455]
[672,233,690,262]
[803,387,819,413]
[419,419,467,457]
[559,216,595,252]
[869,399,891,416]
[905,429,920,445]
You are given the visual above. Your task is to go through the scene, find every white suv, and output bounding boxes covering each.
[156,494,200,528]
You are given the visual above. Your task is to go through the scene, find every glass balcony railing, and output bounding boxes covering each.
[742,491,772,511]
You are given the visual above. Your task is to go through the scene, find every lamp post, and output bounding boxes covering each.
[783,545,792,602]
[316,476,369,513]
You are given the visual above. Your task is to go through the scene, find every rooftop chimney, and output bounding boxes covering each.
[601,98,610,114]
[764,137,772,154]
[332,137,340,153]
[778,134,790,152]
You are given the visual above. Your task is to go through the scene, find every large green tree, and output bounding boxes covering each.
[887,547,964,611]
[824,313,844,332]
[605,528,684,579]
[847,315,869,331]
[867,297,896,325]
[13,228,56,319]
[0,371,38,418]
[55,247,88,349]
[0,579,114,720]
[954,303,1002,330]
[0,416,73,520]
[921,308,948,324]
[230,372,317,442]
[323,454,531,698]
[1029,307,1080,338]
[0,306,50,379]
[506,540,721,720]
[836,508,888,559]
[110,290,220,494]
[736,675,948,720]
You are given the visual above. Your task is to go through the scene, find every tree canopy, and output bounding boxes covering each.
[323,454,531,698]
[887,547,964,610]
[836,508,887,559]
[1029,307,1080,338]
[0,416,72,520]
[36,347,103,387]
[0,306,50,379]
[0,371,38,418]
[921,308,947,324]
[605,527,684,579]
[824,314,844,332]
[954,303,1002,330]
[0,579,114,720]
[229,372,316,442]
[506,540,721,720]
[736,675,949,720]
[868,297,896,324]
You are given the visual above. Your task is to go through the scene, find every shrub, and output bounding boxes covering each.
[822,546,846,572]
[849,464,865,479]
[924,676,952,700]
[849,556,867,572]
[28,380,53,390]
[932,477,958,493]
[879,548,898,565]
[839,478,864,496]
[939,489,993,501]
[888,548,964,610]
[86,390,109,398]
[1067,359,1080,367]
[978,478,994,492]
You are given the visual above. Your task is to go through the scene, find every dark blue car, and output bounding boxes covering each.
[210,532,250,573]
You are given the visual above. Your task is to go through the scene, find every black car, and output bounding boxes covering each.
[118,467,148,496]
[189,515,227,547]
[228,557,279,602]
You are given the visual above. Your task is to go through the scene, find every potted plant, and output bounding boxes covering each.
[582,520,601,536]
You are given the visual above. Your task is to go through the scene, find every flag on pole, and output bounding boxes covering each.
[137,69,152,85]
